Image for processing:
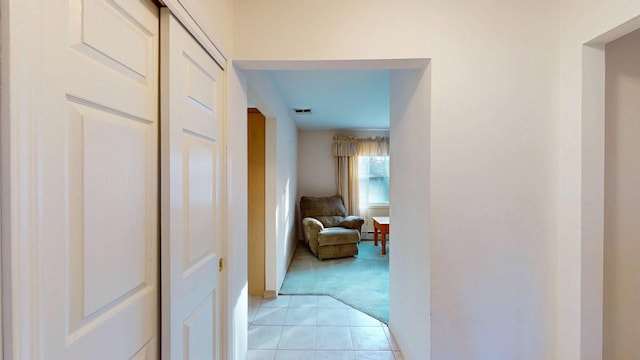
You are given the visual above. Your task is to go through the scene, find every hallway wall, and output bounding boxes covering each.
[233,1,558,359]
[244,71,298,296]
[204,0,640,358]
[556,1,640,358]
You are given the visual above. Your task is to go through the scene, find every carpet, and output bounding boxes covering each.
[279,240,389,323]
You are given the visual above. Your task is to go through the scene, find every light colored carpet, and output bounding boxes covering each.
[279,240,389,323]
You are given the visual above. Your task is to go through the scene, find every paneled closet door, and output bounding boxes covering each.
[160,9,224,360]
[39,0,159,359]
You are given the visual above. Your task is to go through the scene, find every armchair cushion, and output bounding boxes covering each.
[319,227,361,246]
[339,216,365,229]
[315,216,345,228]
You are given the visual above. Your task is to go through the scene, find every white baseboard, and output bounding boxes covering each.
[263,290,277,299]
[361,232,391,241]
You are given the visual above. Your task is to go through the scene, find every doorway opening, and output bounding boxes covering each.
[236,59,432,357]
[579,14,640,357]
[602,27,640,359]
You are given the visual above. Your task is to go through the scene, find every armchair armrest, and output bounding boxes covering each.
[303,217,325,233]
[302,217,324,255]
[339,216,365,230]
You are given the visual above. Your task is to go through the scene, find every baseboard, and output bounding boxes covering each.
[263,290,277,299]
[361,232,391,241]
[361,232,375,240]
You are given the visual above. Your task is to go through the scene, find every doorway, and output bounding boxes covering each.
[603,27,640,359]
[576,12,640,356]
[235,59,432,358]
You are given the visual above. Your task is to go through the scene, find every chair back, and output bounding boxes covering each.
[300,195,347,228]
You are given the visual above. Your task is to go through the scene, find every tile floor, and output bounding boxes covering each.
[248,295,403,360]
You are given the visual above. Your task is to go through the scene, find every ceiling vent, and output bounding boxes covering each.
[293,108,312,114]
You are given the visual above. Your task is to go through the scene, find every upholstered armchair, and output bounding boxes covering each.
[300,195,365,260]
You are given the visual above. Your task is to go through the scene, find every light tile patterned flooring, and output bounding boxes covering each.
[248,295,403,360]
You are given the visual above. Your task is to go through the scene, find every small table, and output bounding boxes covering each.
[372,216,390,255]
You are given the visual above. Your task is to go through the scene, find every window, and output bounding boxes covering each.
[358,156,390,207]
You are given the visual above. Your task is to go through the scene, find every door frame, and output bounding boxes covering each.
[578,15,640,357]
[247,108,266,297]
[245,89,277,298]
[234,58,432,359]
[1,1,5,357]
[1,0,46,357]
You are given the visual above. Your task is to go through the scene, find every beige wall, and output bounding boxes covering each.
[297,130,338,198]
[244,71,299,296]
[388,66,432,358]
[215,0,640,358]
[225,65,250,359]
[603,27,640,360]
[556,2,640,359]
[234,1,559,358]
[178,0,234,55]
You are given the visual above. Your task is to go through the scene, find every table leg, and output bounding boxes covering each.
[374,225,379,246]
[382,231,387,255]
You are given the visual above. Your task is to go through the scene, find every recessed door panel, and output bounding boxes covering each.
[184,133,218,271]
[66,101,154,333]
[185,56,216,113]
[75,0,151,79]
[67,0,158,122]
[81,103,149,315]
[183,293,216,360]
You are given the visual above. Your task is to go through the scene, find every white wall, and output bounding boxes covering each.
[556,2,640,359]
[603,27,640,360]
[297,131,337,198]
[389,66,432,359]
[0,0,5,355]
[243,71,298,296]
[159,1,640,359]
[225,64,249,360]
[178,0,234,55]
[234,1,558,359]
[297,129,389,237]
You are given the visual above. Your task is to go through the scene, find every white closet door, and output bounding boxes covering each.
[38,0,159,359]
[160,9,223,360]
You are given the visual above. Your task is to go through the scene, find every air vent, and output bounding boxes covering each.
[293,108,312,114]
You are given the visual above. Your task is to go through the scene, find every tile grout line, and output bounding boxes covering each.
[249,295,402,358]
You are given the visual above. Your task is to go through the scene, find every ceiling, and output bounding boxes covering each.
[267,69,390,130]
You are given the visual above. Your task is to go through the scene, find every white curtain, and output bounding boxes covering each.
[333,136,389,215]
[336,156,359,215]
